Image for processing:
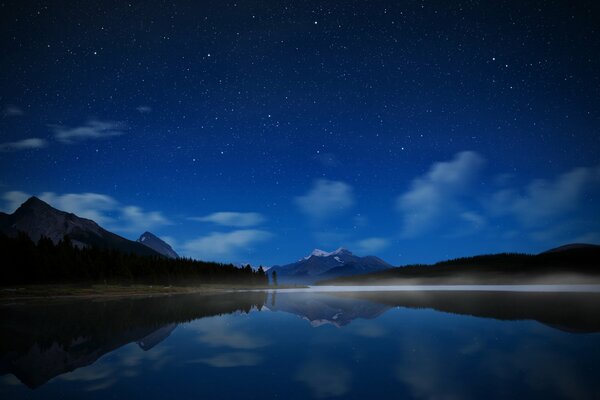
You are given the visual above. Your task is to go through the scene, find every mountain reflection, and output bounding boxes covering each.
[0,292,266,388]
[321,290,600,333]
[1,288,599,390]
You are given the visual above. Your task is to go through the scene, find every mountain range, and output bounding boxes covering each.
[269,247,392,283]
[0,196,176,258]
[319,243,600,285]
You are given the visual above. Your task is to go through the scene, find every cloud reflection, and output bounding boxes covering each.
[294,359,352,398]
[192,352,263,368]
[191,317,268,349]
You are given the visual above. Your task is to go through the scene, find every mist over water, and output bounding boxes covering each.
[272,284,600,293]
[1,289,600,399]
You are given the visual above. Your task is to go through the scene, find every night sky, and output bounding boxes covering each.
[1,1,599,266]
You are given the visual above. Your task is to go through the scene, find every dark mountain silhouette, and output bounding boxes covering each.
[318,245,600,285]
[541,243,600,254]
[137,231,179,258]
[269,248,391,284]
[0,196,160,257]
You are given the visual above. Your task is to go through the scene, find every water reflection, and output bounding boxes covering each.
[1,289,599,399]
[0,292,266,388]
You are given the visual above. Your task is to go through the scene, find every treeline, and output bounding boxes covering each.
[318,247,600,285]
[0,233,268,286]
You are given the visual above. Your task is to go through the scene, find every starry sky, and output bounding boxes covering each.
[1,1,599,266]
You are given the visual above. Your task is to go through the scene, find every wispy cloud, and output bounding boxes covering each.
[488,165,600,227]
[397,151,485,237]
[50,120,127,143]
[136,105,152,113]
[295,179,354,220]
[354,237,390,254]
[2,106,24,117]
[192,212,265,227]
[1,190,170,234]
[182,229,272,261]
[0,138,47,152]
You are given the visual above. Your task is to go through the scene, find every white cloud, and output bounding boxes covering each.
[295,179,354,220]
[397,151,485,237]
[488,165,600,227]
[1,190,170,234]
[192,211,265,227]
[119,206,170,233]
[182,229,272,261]
[39,192,118,225]
[354,237,390,254]
[136,105,152,113]
[1,191,31,212]
[3,106,24,117]
[50,120,127,143]
[0,138,47,152]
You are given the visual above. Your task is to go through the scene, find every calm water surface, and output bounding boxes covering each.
[1,288,600,399]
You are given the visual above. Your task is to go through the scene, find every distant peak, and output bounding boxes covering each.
[304,247,352,259]
[22,196,48,207]
[19,196,54,211]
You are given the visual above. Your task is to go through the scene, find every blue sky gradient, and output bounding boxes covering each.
[1,1,599,266]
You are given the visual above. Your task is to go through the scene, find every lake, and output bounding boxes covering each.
[2,286,600,399]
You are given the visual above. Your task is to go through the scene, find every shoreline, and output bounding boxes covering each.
[0,284,303,303]
[4,282,600,303]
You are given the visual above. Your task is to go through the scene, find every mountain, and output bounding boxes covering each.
[318,244,600,286]
[269,247,392,283]
[137,231,178,258]
[541,243,600,254]
[0,196,160,257]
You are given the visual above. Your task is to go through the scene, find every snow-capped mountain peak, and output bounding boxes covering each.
[303,247,351,260]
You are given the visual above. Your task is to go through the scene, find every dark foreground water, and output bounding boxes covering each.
[1,287,600,399]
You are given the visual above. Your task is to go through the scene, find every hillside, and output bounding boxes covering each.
[317,245,600,285]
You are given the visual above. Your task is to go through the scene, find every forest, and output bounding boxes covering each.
[318,247,600,285]
[0,232,268,286]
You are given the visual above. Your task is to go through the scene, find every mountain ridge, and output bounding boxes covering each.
[270,248,392,283]
[0,196,161,257]
[137,231,178,258]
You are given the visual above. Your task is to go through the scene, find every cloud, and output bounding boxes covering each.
[295,179,354,220]
[50,120,127,143]
[397,151,485,237]
[2,106,24,117]
[119,206,170,233]
[182,229,272,261]
[192,212,265,227]
[354,237,390,254]
[1,190,170,234]
[136,105,152,113]
[192,352,263,368]
[1,191,31,212]
[0,138,48,152]
[488,165,600,227]
[38,192,118,225]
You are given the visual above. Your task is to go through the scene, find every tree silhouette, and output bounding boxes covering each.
[272,270,278,286]
[0,232,269,286]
